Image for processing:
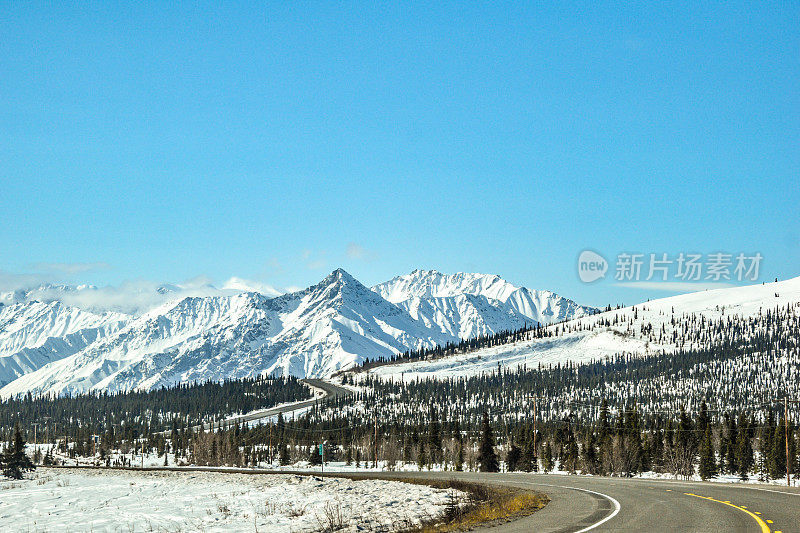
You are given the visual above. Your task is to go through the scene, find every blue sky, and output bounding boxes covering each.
[1,2,798,307]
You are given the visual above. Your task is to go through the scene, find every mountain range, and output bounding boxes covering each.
[0,269,594,397]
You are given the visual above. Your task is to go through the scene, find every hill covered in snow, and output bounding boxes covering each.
[367,276,800,381]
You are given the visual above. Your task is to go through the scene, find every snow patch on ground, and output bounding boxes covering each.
[1,468,462,532]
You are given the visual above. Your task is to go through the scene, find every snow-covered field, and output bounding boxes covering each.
[368,276,800,381]
[0,468,462,532]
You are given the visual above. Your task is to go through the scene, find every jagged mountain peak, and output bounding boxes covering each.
[373,269,596,326]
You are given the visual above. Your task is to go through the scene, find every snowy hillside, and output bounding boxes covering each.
[0,270,452,397]
[373,269,595,337]
[0,301,128,386]
[368,276,800,380]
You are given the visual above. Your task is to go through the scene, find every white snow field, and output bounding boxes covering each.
[1,468,462,532]
[368,276,800,381]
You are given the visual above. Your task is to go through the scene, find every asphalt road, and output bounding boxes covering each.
[213,378,350,428]
[353,470,799,533]
[167,378,350,434]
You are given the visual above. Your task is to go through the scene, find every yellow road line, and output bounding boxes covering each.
[683,493,770,533]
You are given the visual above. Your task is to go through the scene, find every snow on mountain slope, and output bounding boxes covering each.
[0,301,128,386]
[367,276,800,381]
[0,270,452,397]
[373,270,595,335]
[396,294,528,339]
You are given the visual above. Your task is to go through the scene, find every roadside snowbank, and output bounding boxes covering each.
[1,468,462,532]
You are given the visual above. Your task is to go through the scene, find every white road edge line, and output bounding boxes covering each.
[570,487,621,533]
[516,482,621,533]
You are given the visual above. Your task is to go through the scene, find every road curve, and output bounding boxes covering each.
[172,378,352,433]
[360,471,799,533]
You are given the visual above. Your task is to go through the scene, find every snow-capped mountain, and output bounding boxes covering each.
[368,276,800,381]
[0,270,452,397]
[0,268,597,397]
[0,300,129,386]
[372,270,595,337]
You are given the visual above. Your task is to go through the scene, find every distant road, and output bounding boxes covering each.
[167,378,351,433]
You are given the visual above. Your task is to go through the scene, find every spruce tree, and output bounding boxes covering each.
[541,441,554,473]
[520,430,535,472]
[699,427,718,480]
[417,440,427,471]
[2,423,35,480]
[477,412,499,472]
[506,442,521,472]
[736,415,754,481]
[309,445,322,466]
[279,442,290,466]
[725,415,738,475]
[770,421,787,480]
[427,407,442,466]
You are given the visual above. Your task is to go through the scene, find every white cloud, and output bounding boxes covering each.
[221,277,282,297]
[0,268,287,315]
[346,242,374,260]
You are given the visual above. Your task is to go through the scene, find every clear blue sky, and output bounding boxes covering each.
[2,2,798,307]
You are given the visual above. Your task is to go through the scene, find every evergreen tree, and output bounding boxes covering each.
[427,407,442,466]
[724,414,738,475]
[770,420,787,480]
[699,426,718,480]
[759,412,775,481]
[477,412,499,472]
[736,415,754,481]
[455,439,464,472]
[2,423,35,480]
[598,401,613,475]
[309,444,322,466]
[416,440,427,471]
[279,442,290,466]
[520,428,535,472]
[506,442,521,472]
[541,441,554,473]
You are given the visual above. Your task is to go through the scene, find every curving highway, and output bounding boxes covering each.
[333,470,798,532]
[284,380,800,532]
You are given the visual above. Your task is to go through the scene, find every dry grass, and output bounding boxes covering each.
[384,478,549,532]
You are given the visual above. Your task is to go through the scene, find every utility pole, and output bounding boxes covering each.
[533,396,538,453]
[374,406,378,469]
[786,397,791,487]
